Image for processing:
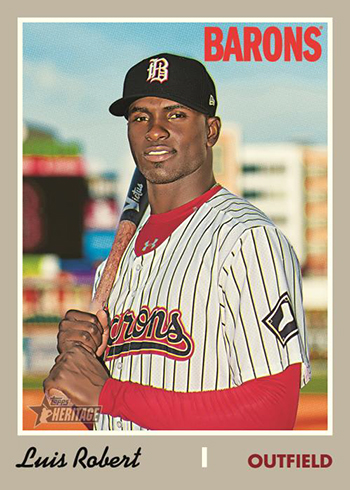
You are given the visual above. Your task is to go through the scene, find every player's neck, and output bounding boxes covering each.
[147,173,216,215]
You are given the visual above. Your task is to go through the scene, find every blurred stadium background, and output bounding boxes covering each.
[22,122,328,431]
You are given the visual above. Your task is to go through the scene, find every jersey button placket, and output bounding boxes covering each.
[129,257,142,299]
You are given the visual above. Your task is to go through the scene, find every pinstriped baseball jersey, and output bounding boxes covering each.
[94,187,311,431]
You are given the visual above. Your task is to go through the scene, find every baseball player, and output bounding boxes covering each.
[44,53,311,430]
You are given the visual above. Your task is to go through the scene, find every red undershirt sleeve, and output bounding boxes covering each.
[98,363,301,430]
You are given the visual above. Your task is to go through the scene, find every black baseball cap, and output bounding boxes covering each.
[109,53,218,118]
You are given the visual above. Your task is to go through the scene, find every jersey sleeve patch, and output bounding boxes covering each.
[262,292,299,346]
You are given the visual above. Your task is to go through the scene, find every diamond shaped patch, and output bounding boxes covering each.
[262,293,299,346]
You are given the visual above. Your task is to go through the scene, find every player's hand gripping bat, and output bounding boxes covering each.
[46,168,148,400]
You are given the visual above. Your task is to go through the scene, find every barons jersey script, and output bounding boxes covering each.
[94,187,311,431]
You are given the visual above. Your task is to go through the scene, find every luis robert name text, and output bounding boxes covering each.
[15,446,142,469]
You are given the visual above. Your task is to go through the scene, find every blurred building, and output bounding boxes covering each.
[213,124,241,195]
[240,143,306,265]
[301,146,328,360]
[303,146,328,277]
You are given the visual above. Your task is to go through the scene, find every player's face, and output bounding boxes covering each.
[127,97,220,185]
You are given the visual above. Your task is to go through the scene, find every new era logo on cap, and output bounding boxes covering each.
[109,53,218,118]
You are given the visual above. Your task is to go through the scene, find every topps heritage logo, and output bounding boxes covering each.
[29,396,101,427]
[204,26,323,62]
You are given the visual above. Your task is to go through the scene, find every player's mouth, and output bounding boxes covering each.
[143,146,177,163]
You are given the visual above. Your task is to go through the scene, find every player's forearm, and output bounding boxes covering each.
[99,363,301,430]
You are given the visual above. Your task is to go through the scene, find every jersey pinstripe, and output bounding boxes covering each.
[94,187,311,431]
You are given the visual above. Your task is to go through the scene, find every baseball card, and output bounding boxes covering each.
[2,0,348,487]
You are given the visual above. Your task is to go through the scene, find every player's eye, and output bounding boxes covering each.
[168,112,187,120]
[131,115,149,122]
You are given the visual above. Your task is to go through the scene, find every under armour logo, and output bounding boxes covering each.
[142,239,159,252]
[147,58,169,84]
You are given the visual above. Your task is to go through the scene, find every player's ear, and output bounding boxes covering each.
[206,117,221,148]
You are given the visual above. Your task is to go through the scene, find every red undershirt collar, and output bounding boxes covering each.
[135,184,222,256]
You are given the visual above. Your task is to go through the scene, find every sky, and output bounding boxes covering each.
[22,20,328,180]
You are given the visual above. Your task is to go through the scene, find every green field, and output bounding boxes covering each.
[23,374,45,390]
[301,373,327,393]
[301,360,327,394]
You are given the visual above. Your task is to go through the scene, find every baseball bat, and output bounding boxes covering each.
[90,167,148,312]
[46,167,148,401]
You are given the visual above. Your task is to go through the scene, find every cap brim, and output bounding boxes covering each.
[109,96,142,117]
[109,93,216,118]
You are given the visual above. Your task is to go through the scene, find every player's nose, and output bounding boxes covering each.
[145,120,169,141]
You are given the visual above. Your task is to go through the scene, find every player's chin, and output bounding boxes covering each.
[142,170,187,185]
[136,164,182,185]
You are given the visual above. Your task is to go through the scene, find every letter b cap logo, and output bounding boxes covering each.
[146,58,169,83]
